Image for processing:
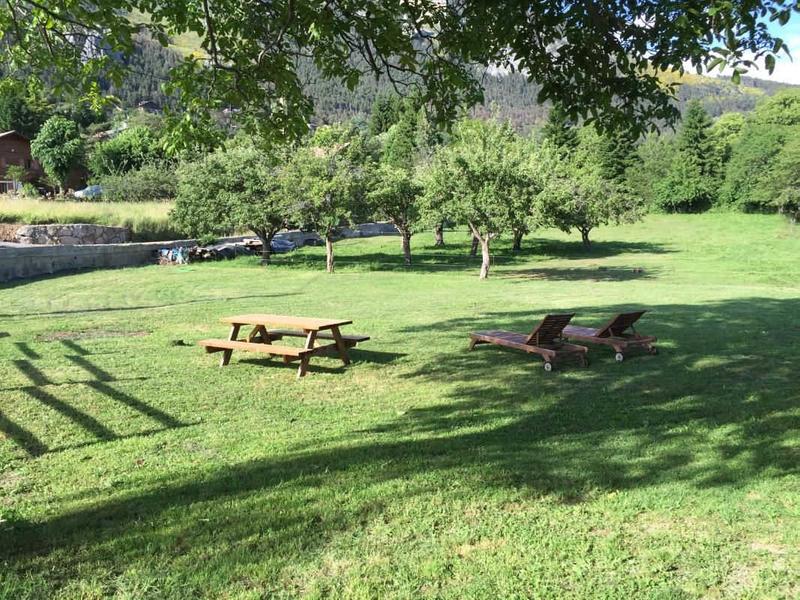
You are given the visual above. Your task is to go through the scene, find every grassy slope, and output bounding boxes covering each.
[0,197,180,242]
[1,214,798,599]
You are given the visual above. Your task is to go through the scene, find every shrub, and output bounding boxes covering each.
[653,160,715,213]
[718,123,789,211]
[88,126,162,176]
[20,183,39,198]
[751,133,800,221]
[99,163,177,202]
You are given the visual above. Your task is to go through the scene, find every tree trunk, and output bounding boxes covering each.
[512,228,524,253]
[256,230,274,265]
[325,233,335,273]
[479,237,491,279]
[470,235,479,257]
[434,222,445,247]
[400,229,412,266]
[580,227,592,248]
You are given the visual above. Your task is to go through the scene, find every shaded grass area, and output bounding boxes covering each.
[1,214,799,598]
[0,196,182,242]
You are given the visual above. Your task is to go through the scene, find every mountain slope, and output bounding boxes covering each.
[111,36,799,131]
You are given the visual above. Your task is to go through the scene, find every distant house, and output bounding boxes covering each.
[0,130,43,193]
[137,100,160,113]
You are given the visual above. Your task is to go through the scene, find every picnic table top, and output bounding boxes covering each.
[220,314,353,330]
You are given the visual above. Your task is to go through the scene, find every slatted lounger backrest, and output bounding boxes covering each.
[596,311,647,338]
[525,313,575,346]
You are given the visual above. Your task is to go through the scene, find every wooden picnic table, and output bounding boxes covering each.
[199,314,369,378]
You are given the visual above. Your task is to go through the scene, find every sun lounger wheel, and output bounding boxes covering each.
[615,352,624,363]
[543,361,553,372]
[648,346,658,355]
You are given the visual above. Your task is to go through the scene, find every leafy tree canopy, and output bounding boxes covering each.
[709,111,746,168]
[0,78,50,138]
[172,136,289,261]
[719,121,791,210]
[282,124,377,272]
[1,0,796,141]
[30,115,84,192]
[754,133,800,220]
[542,127,641,244]
[750,89,800,126]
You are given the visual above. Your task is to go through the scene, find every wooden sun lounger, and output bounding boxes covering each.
[468,313,589,371]
[562,310,657,362]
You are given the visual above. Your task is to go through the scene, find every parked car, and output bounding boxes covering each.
[270,238,297,253]
[73,185,102,199]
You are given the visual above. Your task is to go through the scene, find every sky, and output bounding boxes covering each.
[740,20,800,84]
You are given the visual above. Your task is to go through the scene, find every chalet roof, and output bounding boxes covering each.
[0,130,30,142]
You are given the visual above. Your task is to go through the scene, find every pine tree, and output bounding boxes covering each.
[368,94,403,136]
[383,114,417,169]
[599,129,637,183]
[541,103,578,154]
[677,100,714,177]
[652,101,717,212]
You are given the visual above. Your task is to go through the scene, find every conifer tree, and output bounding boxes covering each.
[542,104,578,155]
[677,100,714,177]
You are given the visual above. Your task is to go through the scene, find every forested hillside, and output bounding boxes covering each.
[107,39,797,131]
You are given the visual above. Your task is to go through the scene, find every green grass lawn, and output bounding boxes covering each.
[1,214,798,599]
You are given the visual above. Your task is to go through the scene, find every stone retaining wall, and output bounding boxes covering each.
[15,223,130,245]
[0,237,244,283]
[0,222,400,284]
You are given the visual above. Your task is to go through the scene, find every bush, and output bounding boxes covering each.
[653,161,714,213]
[99,163,177,202]
[20,183,39,198]
[88,126,162,176]
[719,123,789,211]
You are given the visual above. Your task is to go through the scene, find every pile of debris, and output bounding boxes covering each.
[190,238,264,261]
[157,238,269,265]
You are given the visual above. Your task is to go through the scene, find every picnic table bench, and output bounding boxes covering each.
[198,314,369,378]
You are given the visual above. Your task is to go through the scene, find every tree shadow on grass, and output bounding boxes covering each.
[2,297,798,585]
[1,347,192,458]
[13,341,40,359]
[236,348,406,374]
[267,237,671,274]
[501,266,658,282]
[520,238,673,260]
